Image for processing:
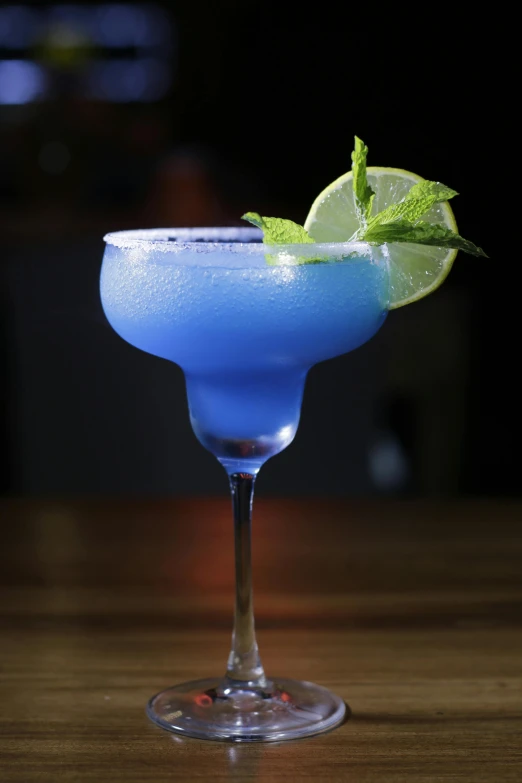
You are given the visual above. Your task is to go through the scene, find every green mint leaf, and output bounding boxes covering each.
[241,212,314,244]
[366,180,459,231]
[364,220,488,257]
[351,136,375,229]
[406,181,458,202]
[241,212,322,265]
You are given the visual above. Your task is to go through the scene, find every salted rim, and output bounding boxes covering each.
[102,227,372,260]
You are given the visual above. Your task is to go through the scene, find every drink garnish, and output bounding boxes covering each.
[242,136,487,306]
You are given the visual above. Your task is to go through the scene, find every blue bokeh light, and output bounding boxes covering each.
[0,5,39,48]
[0,59,47,104]
[86,58,170,102]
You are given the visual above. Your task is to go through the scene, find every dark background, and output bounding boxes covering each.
[0,2,513,498]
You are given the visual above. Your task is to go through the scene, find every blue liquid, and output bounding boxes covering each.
[101,240,388,473]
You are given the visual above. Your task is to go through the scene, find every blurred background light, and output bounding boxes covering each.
[0,3,175,103]
[94,3,172,48]
[0,59,47,105]
[47,4,93,29]
[368,435,410,493]
[86,58,171,102]
[0,5,39,48]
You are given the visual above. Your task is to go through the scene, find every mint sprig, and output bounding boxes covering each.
[351,136,375,228]
[351,140,487,257]
[242,136,487,259]
[242,212,314,244]
[362,181,458,234]
[242,212,321,265]
[363,220,486,256]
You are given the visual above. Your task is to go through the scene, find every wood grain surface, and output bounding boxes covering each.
[1,497,521,782]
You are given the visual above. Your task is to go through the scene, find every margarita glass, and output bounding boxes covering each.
[100,226,389,742]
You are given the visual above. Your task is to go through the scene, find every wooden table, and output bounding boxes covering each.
[1,498,521,782]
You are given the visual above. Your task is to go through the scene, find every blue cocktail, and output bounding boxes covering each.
[102,228,388,473]
[101,226,389,741]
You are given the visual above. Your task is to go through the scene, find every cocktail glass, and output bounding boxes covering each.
[100,227,389,742]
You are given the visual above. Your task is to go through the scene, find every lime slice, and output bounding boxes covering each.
[303,167,458,309]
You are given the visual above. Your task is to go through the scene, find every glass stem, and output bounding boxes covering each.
[223,472,266,690]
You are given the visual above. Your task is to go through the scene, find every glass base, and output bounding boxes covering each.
[147,677,347,742]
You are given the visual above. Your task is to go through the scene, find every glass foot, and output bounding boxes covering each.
[147,677,347,742]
